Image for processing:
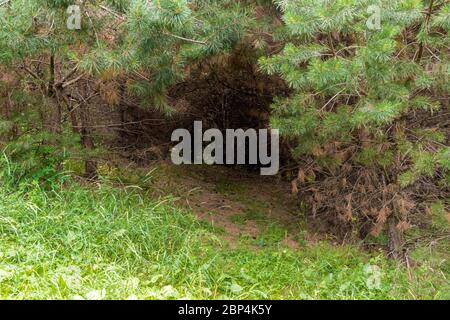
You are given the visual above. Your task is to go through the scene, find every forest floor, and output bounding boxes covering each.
[0,159,449,299]
[103,160,342,250]
[149,163,305,249]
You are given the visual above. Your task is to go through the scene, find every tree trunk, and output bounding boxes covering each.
[388,215,405,261]
[63,95,80,135]
[47,54,62,134]
[79,102,97,180]
[3,92,18,140]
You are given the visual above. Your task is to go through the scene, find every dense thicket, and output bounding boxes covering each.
[0,0,449,256]
[259,0,450,256]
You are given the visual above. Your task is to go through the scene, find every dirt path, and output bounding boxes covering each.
[146,162,319,248]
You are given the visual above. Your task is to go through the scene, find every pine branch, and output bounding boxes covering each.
[21,65,40,81]
[62,73,85,89]
[99,5,126,21]
[58,66,79,85]
[416,0,435,62]
[162,31,207,45]
[327,33,336,56]
[98,4,207,45]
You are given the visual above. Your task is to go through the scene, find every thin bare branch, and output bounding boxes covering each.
[62,73,85,88]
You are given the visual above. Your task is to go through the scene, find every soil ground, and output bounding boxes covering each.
[105,160,333,249]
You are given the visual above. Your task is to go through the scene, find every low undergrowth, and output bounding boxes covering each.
[0,177,449,299]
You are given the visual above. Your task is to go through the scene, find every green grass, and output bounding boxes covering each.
[214,178,247,195]
[0,181,449,299]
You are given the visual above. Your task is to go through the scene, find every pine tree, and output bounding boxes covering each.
[0,0,114,181]
[0,0,256,182]
[110,0,254,113]
[259,0,449,250]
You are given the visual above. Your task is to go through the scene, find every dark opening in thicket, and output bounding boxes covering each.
[116,46,291,169]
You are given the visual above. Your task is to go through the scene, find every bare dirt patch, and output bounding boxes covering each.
[144,161,325,248]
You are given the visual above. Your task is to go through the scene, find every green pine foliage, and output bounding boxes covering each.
[259,0,449,187]
[119,0,254,112]
[0,0,114,183]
